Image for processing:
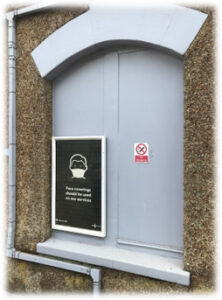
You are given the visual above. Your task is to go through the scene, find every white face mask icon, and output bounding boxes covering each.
[69,154,88,179]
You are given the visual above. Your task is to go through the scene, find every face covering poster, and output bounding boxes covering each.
[52,136,106,237]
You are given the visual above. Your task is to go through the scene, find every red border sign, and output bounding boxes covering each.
[134,142,149,163]
[136,143,147,156]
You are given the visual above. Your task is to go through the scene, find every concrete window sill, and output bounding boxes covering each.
[37,235,190,286]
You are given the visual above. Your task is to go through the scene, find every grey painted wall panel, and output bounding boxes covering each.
[53,55,104,136]
[52,47,184,256]
[117,49,184,249]
[103,52,119,242]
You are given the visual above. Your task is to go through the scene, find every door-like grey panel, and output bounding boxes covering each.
[52,52,120,247]
[118,49,184,249]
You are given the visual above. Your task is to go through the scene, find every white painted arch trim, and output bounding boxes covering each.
[31,4,207,79]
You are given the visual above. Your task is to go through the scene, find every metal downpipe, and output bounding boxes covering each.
[7,11,16,252]
[6,7,101,294]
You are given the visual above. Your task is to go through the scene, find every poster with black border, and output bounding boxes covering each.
[52,136,106,237]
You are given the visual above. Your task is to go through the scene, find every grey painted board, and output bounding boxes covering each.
[52,47,184,260]
[53,54,104,136]
[117,49,184,249]
[103,52,119,243]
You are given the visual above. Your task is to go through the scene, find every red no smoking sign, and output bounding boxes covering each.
[134,143,149,163]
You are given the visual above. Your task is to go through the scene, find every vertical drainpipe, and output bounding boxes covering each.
[7,11,16,255]
[90,268,101,294]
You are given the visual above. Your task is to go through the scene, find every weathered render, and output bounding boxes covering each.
[7,5,215,293]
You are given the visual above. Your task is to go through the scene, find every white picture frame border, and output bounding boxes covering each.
[51,136,106,238]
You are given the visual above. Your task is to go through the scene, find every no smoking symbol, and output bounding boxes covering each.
[136,143,147,156]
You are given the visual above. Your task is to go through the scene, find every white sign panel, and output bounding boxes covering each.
[134,143,149,163]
